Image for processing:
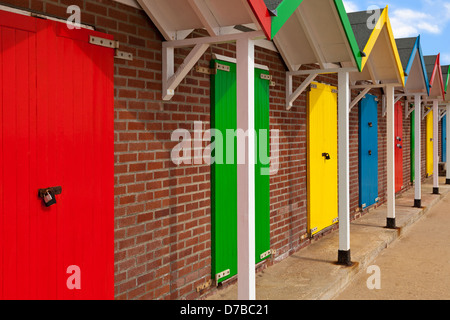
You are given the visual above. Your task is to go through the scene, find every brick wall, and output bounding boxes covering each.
[5,0,429,300]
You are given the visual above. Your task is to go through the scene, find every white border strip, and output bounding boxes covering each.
[0,4,94,30]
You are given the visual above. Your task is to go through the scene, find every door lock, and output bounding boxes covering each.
[38,186,62,207]
[322,153,331,160]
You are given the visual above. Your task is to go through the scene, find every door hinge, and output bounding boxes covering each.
[215,269,230,283]
[310,227,318,234]
[195,62,230,75]
[260,73,276,87]
[259,249,272,260]
[331,89,338,94]
[115,50,133,61]
[332,217,339,224]
[89,35,119,49]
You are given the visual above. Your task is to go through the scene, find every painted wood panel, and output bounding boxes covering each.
[210,60,271,284]
[395,101,403,193]
[307,82,338,235]
[0,11,114,299]
[359,94,379,209]
[427,111,434,176]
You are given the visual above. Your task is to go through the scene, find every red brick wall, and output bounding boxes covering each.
[7,0,426,300]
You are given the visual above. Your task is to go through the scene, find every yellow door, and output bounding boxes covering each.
[307,82,338,236]
[426,111,433,176]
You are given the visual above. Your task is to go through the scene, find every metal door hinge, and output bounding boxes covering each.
[310,83,318,89]
[310,227,318,234]
[260,73,276,87]
[332,217,339,224]
[259,249,272,260]
[195,62,230,75]
[331,89,338,94]
[215,269,230,283]
[89,35,119,49]
[115,50,133,61]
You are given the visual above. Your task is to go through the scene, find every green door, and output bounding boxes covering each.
[210,60,271,284]
[411,110,415,182]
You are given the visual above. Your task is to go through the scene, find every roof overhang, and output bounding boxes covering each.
[273,0,360,72]
[441,65,450,103]
[424,54,445,101]
[395,36,429,95]
[136,0,272,40]
[348,7,405,87]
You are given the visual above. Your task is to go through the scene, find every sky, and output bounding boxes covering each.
[343,0,450,65]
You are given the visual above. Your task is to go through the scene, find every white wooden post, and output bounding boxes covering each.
[447,104,450,185]
[337,71,352,265]
[433,100,439,194]
[236,36,256,301]
[386,85,396,228]
[414,94,422,207]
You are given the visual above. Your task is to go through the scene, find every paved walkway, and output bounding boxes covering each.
[206,177,450,300]
[336,186,450,300]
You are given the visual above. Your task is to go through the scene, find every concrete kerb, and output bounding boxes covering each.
[205,178,450,300]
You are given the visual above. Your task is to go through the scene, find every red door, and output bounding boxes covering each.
[395,101,403,193]
[0,10,114,299]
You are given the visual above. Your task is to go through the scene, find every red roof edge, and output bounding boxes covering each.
[246,0,272,40]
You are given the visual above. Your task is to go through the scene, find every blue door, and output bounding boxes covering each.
[442,115,447,163]
[359,94,379,209]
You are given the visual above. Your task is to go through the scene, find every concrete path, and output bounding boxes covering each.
[336,184,450,300]
[206,177,450,300]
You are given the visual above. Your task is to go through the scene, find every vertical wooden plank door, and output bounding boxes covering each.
[0,11,114,300]
[411,110,415,182]
[427,111,434,177]
[359,94,379,209]
[210,60,271,284]
[442,115,447,163]
[307,82,338,236]
[395,101,403,193]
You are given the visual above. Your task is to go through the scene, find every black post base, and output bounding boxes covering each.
[337,250,352,266]
[386,217,396,229]
[414,199,421,208]
[433,187,440,195]
[446,179,450,185]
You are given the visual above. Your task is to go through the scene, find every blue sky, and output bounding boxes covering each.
[343,0,450,65]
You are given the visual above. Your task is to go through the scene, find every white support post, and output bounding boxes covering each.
[386,85,396,228]
[447,104,450,185]
[433,100,439,194]
[236,37,256,301]
[414,94,422,207]
[337,70,352,266]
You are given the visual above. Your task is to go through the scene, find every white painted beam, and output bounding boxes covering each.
[349,88,371,113]
[433,100,439,194]
[447,104,450,185]
[414,94,422,207]
[286,73,318,110]
[187,0,219,36]
[386,85,396,228]
[337,71,352,265]
[236,37,256,301]
[162,30,265,48]
[162,43,209,100]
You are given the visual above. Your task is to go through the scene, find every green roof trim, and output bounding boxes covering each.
[270,0,303,39]
[333,0,363,71]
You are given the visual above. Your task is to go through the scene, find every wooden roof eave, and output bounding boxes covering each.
[396,36,430,96]
[426,54,446,101]
[273,0,359,72]
[350,6,405,87]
